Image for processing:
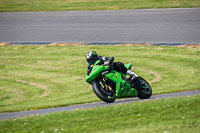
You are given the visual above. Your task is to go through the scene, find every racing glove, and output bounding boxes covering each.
[103,57,114,66]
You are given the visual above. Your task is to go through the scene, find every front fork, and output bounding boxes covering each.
[99,76,114,96]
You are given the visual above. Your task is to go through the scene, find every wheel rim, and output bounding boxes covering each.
[140,79,151,94]
[99,81,115,99]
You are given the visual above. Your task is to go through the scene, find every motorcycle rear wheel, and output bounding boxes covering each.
[135,77,152,99]
[93,81,116,103]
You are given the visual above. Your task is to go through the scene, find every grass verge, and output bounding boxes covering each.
[0,95,199,133]
[0,45,200,112]
[0,0,200,12]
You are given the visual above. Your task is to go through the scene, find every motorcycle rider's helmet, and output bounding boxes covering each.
[86,51,98,63]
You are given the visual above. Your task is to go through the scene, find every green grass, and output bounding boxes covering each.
[0,0,200,12]
[0,45,200,113]
[0,95,199,133]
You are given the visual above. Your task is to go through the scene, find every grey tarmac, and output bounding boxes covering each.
[0,8,200,43]
[0,90,199,120]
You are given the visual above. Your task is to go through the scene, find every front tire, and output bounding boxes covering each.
[135,77,152,99]
[93,81,116,103]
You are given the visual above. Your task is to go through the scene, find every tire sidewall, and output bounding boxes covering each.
[93,82,116,103]
[136,77,152,99]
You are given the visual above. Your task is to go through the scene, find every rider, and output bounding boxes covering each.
[86,51,139,82]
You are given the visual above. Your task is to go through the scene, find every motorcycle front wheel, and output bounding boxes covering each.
[93,81,116,103]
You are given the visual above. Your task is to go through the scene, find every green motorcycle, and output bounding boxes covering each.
[86,60,152,103]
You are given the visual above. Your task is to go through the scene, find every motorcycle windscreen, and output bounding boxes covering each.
[87,61,96,76]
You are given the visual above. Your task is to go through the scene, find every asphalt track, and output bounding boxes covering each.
[0,8,200,43]
[0,90,199,120]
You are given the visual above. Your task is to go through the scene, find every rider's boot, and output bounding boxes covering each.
[126,70,138,79]
[126,70,143,87]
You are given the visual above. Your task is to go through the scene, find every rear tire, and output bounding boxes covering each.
[135,77,152,99]
[93,81,116,103]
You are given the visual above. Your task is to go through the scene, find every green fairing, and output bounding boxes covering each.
[86,60,138,98]
[86,60,108,84]
[105,71,138,98]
